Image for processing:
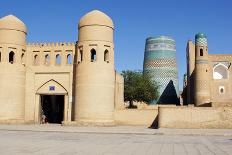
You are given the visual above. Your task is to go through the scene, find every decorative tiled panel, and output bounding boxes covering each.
[196,60,209,64]
[143,36,179,104]
[144,51,177,60]
[195,33,207,46]
[212,61,230,68]
[144,59,177,68]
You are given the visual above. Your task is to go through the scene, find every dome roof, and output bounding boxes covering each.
[0,15,27,33]
[195,33,207,39]
[78,10,114,29]
[195,33,207,45]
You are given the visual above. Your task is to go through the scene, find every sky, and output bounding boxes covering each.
[1,0,232,90]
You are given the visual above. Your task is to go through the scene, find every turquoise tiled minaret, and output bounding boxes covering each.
[194,33,211,106]
[143,36,179,104]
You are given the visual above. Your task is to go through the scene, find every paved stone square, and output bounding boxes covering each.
[0,126,231,155]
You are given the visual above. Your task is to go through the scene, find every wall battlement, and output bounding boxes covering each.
[27,42,76,48]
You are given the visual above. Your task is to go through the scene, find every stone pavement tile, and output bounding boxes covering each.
[0,130,232,155]
[184,144,201,155]
[146,143,162,155]
[201,137,228,155]
[173,144,187,155]
[195,144,215,155]
[217,145,232,155]
[159,143,173,155]
[131,142,151,155]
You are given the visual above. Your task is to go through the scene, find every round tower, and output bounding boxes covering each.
[143,36,179,104]
[0,15,27,122]
[74,10,115,125]
[194,33,211,106]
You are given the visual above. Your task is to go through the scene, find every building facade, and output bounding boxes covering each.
[0,10,124,125]
[143,36,179,104]
[185,33,232,107]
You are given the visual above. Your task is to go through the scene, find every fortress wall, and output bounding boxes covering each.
[158,107,232,128]
[24,42,75,123]
[26,42,75,66]
[114,109,158,126]
[114,73,124,110]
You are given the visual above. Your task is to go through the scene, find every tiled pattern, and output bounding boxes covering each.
[143,36,179,104]
[195,33,207,46]
[144,59,177,68]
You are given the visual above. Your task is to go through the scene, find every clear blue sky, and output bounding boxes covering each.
[1,0,232,90]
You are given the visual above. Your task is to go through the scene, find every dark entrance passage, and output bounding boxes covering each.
[41,95,64,124]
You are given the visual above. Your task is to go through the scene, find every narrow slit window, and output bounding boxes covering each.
[0,52,1,62]
[9,51,15,64]
[56,54,61,65]
[200,49,203,56]
[104,49,109,63]
[21,53,25,64]
[91,49,96,62]
[80,50,83,61]
[77,49,83,63]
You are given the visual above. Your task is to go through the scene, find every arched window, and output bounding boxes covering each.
[45,54,50,65]
[21,53,25,64]
[213,64,228,79]
[104,49,109,63]
[56,54,61,65]
[67,54,72,64]
[91,49,96,62]
[9,51,14,64]
[200,49,203,56]
[34,54,39,65]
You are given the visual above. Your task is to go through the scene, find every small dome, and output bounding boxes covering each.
[195,33,207,39]
[195,32,207,45]
[0,15,27,33]
[78,10,114,29]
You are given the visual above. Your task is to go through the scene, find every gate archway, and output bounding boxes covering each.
[35,79,70,124]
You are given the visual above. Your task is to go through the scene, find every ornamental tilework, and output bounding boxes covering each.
[144,59,177,68]
[195,33,207,46]
[143,36,179,104]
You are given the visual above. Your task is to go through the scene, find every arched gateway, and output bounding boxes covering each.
[35,79,69,124]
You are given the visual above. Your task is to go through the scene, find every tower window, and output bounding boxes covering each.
[104,49,109,63]
[0,52,1,62]
[34,54,39,65]
[9,51,15,64]
[91,49,96,62]
[67,54,72,64]
[78,49,83,63]
[45,54,50,65]
[56,54,61,65]
[219,86,225,94]
[220,88,224,93]
[21,53,25,64]
[80,50,83,61]
[200,49,203,56]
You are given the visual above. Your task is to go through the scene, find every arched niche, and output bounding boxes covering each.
[36,79,68,95]
[213,63,229,80]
